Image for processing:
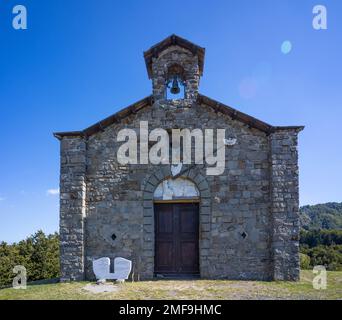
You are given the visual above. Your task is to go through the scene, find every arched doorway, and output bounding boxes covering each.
[153,178,200,277]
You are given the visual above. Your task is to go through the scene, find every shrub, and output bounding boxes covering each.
[300,253,311,270]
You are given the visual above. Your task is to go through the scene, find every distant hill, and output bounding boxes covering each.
[300,202,342,230]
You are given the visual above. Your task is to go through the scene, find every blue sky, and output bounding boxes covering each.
[0,0,341,243]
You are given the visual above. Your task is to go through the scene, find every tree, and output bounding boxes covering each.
[0,231,60,287]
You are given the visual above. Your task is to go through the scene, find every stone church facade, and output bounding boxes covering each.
[54,35,304,281]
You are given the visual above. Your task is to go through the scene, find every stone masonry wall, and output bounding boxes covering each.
[270,130,300,281]
[59,137,87,281]
[83,100,273,280]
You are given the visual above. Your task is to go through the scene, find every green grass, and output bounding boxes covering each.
[0,270,341,300]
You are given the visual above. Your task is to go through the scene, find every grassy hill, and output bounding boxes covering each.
[0,270,341,300]
[300,202,342,230]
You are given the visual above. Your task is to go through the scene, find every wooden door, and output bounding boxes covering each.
[154,203,199,275]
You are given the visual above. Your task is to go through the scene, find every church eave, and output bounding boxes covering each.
[198,94,304,134]
[53,95,154,140]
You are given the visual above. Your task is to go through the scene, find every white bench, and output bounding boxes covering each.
[93,257,132,281]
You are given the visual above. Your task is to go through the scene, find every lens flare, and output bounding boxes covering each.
[281,41,292,54]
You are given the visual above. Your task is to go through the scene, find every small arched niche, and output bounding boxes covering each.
[153,177,199,201]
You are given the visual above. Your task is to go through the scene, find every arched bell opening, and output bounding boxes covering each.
[165,64,186,100]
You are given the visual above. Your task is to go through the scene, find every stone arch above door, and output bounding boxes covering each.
[153,177,199,201]
[140,165,212,279]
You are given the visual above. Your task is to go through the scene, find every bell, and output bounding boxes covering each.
[170,76,180,95]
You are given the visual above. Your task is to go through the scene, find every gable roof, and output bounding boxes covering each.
[53,95,304,140]
[198,95,304,133]
[53,96,153,140]
[144,34,206,79]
